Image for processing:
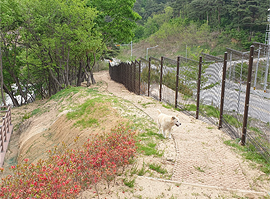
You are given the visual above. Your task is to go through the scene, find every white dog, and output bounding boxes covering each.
[157,109,181,139]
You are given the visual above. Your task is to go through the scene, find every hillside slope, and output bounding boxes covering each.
[3,70,269,199]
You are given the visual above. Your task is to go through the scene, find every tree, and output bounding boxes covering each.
[0,0,23,106]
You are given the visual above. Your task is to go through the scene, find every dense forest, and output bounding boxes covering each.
[133,0,269,46]
[0,0,140,106]
[1,0,270,106]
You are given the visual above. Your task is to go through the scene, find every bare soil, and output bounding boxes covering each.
[2,70,270,199]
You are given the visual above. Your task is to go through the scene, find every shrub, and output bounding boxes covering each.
[0,124,137,198]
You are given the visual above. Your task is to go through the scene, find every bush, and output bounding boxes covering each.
[0,124,137,199]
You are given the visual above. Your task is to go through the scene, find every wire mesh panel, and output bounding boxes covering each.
[221,48,250,138]
[199,55,223,126]
[148,57,161,101]
[159,57,178,106]
[133,60,141,95]
[246,44,270,162]
[139,58,150,96]
[173,56,200,118]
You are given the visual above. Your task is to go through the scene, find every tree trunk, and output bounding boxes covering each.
[90,71,96,84]
[0,39,6,106]
[65,47,70,87]
[3,83,19,107]
[77,61,83,86]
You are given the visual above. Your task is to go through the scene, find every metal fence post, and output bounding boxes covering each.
[240,45,254,146]
[133,62,136,93]
[139,60,141,95]
[148,57,151,97]
[196,56,203,119]
[218,52,228,129]
[159,57,164,101]
[175,56,180,109]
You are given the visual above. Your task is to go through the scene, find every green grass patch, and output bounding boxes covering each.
[141,102,155,108]
[22,113,31,121]
[66,96,111,128]
[137,144,160,156]
[74,118,99,128]
[224,139,270,174]
[31,108,45,116]
[137,167,147,176]
[193,166,205,172]
[123,178,135,188]
[223,114,241,128]
[50,87,98,101]
[162,104,172,109]
[184,104,197,111]
[149,163,167,174]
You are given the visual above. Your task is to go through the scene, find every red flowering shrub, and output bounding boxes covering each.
[0,124,137,198]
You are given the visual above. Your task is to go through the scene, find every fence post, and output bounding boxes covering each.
[133,62,136,93]
[139,60,141,95]
[175,56,180,109]
[159,57,164,101]
[240,45,254,146]
[218,52,228,129]
[0,125,3,152]
[196,56,203,119]
[148,57,151,97]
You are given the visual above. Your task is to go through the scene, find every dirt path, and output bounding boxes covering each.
[93,70,270,198]
[3,70,269,198]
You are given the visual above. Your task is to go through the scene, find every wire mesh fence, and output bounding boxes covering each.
[246,43,270,162]
[109,45,270,163]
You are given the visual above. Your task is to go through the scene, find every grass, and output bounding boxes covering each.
[193,166,205,173]
[31,108,41,116]
[141,102,155,108]
[49,86,98,101]
[66,96,111,128]
[148,163,167,174]
[137,166,147,176]
[224,139,270,174]
[123,178,135,188]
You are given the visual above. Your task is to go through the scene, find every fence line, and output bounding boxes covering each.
[109,46,270,163]
[0,105,13,167]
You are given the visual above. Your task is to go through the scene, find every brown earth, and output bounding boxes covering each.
[2,70,270,199]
